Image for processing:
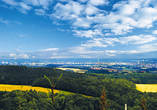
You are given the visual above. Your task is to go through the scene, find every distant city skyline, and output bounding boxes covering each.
[1,0,157,59]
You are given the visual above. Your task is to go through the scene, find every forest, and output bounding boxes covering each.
[0,65,157,110]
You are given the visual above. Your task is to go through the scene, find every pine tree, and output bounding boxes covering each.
[141,98,147,110]
[99,88,109,110]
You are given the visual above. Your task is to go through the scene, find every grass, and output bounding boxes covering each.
[57,90,92,98]
[136,84,157,92]
[58,90,75,95]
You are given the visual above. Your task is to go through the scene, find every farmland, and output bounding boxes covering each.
[57,67,88,73]
[136,84,157,92]
[1,84,157,94]
[0,84,59,93]
[0,84,93,98]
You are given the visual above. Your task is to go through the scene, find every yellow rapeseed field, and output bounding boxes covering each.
[136,84,157,92]
[57,68,88,73]
[0,84,59,93]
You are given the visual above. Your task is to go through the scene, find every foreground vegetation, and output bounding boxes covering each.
[0,90,99,110]
[0,65,157,109]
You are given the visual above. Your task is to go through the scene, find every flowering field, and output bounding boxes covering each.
[0,84,59,93]
[136,84,157,92]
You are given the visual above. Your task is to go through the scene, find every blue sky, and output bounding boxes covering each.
[0,0,157,59]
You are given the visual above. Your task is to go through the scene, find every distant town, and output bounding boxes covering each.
[0,58,157,74]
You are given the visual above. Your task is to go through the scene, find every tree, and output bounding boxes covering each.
[141,98,147,110]
[99,88,109,110]
[44,68,63,109]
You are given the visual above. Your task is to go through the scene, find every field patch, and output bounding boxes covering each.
[136,84,157,92]
[57,68,88,73]
[0,84,59,93]
[0,84,92,98]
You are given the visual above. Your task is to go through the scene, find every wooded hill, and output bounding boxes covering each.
[0,65,157,110]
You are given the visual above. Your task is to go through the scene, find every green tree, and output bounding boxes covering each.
[44,68,63,108]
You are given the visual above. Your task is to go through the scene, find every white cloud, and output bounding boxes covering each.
[84,5,100,15]
[53,21,63,25]
[104,43,157,55]
[105,50,117,53]
[9,53,30,59]
[58,0,70,2]
[57,28,65,32]
[69,46,87,54]
[73,29,103,38]
[35,9,46,15]
[22,0,39,6]
[138,43,157,52]
[1,0,52,14]
[94,22,133,35]
[107,43,157,55]
[2,0,18,6]
[3,0,157,36]
[69,46,104,55]
[119,35,157,44]
[132,7,157,28]
[104,33,112,36]
[81,38,108,47]
[19,2,32,10]
[19,34,24,37]
[111,0,157,32]
[73,17,91,28]
[38,0,53,9]
[18,8,28,14]
[18,54,30,58]
[100,38,119,46]
[13,21,22,25]
[32,56,35,58]
[46,0,157,35]
[107,35,157,45]
[113,0,141,16]
[1,0,32,14]
[15,33,26,37]
[40,48,59,51]
[22,0,53,10]
[20,45,25,48]
[75,0,157,34]
[78,0,88,3]
[79,55,93,58]
[152,30,157,34]
[0,18,11,24]
[52,1,84,20]
[9,53,16,57]
[78,34,157,48]
[88,0,109,6]
[143,0,152,7]
[13,49,21,52]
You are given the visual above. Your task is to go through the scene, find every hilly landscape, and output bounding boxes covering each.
[0,65,157,110]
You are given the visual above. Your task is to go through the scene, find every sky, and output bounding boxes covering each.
[0,0,157,59]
